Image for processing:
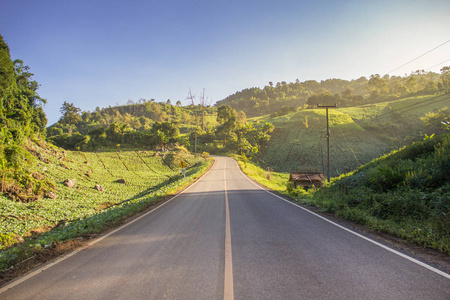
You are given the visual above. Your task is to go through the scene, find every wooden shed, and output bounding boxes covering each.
[289,172,324,189]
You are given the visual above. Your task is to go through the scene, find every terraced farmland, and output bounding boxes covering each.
[0,142,210,270]
[257,94,450,176]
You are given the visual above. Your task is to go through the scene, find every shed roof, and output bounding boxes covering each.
[289,172,324,182]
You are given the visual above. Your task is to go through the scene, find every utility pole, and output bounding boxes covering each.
[317,104,337,182]
[194,132,197,155]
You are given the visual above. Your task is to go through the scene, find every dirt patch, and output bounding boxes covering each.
[26,225,52,237]
[97,202,115,211]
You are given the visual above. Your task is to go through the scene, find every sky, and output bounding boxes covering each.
[1,0,449,125]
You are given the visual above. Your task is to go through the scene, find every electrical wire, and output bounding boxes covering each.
[386,40,450,75]
[385,96,449,116]
[336,126,361,165]
[376,94,449,119]
[426,59,450,71]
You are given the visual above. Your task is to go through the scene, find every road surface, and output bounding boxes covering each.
[1,156,449,299]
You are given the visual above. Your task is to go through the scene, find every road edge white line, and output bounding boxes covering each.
[233,159,450,280]
[224,166,234,300]
[0,159,217,294]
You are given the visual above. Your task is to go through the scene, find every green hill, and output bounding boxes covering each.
[0,34,212,275]
[0,140,210,272]
[254,95,450,176]
[48,102,218,151]
[237,131,450,254]
[316,132,450,253]
[217,72,447,118]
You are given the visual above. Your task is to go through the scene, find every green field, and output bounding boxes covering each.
[0,142,210,271]
[255,94,450,176]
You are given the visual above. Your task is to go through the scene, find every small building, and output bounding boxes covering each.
[289,172,324,189]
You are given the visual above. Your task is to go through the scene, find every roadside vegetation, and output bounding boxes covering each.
[0,35,212,274]
[1,29,450,279]
[237,132,450,254]
[256,94,450,176]
[0,139,210,272]
[217,69,450,118]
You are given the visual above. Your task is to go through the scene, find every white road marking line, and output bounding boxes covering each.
[224,165,234,300]
[233,159,450,280]
[0,160,216,294]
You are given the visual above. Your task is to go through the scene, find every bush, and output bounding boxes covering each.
[0,233,20,250]
[286,182,311,198]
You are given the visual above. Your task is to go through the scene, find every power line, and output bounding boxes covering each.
[387,40,450,75]
[386,95,449,116]
[376,94,449,119]
[425,58,450,71]
[336,126,361,165]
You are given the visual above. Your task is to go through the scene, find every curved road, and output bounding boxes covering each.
[1,156,449,299]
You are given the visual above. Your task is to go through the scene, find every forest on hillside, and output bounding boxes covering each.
[48,100,219,150]
[217,70,450,117]
[0,34,54,202]
[48,98,274,161]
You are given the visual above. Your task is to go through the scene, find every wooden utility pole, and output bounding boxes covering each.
[317,104,337,182]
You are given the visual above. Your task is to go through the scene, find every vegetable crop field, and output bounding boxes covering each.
[256,94,450,176]
[0,142,210,271]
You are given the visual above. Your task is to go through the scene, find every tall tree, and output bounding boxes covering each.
[60,101,81,135]
[186,88,198,127]
[405,77,417,93]
[216,105,238,145]
[440,66,450,93]
[199,88,211,130]
[0,35,47,140]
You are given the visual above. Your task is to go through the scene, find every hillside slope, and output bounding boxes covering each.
[255,95,450,176]
[217,72,447,118]
[0,140,210,272]
[236,132,450,254]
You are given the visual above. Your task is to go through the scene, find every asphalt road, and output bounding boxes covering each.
[1,156,449,299]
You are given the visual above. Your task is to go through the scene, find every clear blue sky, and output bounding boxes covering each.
[1,0,449,125]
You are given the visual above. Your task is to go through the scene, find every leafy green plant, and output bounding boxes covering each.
[237,133,450,254]
[0,143,210,272]
[0,233,19,250]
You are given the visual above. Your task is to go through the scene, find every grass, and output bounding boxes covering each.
[0,141,211,272]
[235,133,450,254]
[255,94,450,177]
[232,154,288,192]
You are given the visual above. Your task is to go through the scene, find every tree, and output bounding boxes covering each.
[151,121,179,147]
[186,88,198,126]
[367,74,389,100]
[440,66,450,93]
[60,101,81,135]
[307,92,339,107]
[0,34,14,97]
[216,105,238,145]
[238,111,247,123]
[199,88,211,130]
[405,77,417,93]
